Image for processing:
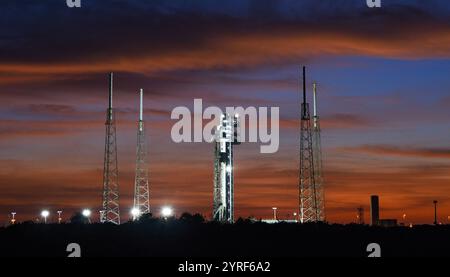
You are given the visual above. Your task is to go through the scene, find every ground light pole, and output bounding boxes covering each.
[272,207,278,221]
[41,210,49,224]
[57,211,62,224]
[10,212,16,225]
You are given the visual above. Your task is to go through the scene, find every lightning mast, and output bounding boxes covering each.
[133,89,150,218]
[213,113,240,223]
[357,206,365,225]
[101,72,121,225]
[312,82,325,221]
[299,66,319,223]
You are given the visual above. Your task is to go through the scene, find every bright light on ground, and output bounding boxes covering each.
[82,209,91,217]
[41,210,49,218]
[161,206,173,218]
[131,208,140,217]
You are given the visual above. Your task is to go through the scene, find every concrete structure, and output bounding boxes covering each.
[370,195,379,226]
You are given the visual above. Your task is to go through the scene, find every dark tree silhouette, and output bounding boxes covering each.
[70,212,89,224]
[1,216,449,257]
[180,213,205,224]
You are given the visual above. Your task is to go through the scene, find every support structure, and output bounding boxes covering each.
[133,89,150,218]
[101,72,121,225]
[357,206,365,225]
[312,82,325,221]
[370,195,379,226]
[433,200,438,225]
[299,66,321,223]
[213,113,240,223]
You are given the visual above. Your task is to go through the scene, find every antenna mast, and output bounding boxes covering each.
[101,72,121,225]
[299,66,322,223]
[312,82,325,221]
[133,89,150,219]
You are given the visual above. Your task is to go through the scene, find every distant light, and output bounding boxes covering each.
[131,208,141,218]
[41,210,50,223]
[82,209,91,217]
[57,211,63,224]
[11,212,16,224]
[161,206,173,218]
[41,210,50,218]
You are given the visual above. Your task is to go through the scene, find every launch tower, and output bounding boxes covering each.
[213,113,240,223]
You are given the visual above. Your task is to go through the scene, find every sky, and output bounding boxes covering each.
[1,0,450,225]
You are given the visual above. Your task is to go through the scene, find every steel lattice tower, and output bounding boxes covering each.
[213,113,240,223]
[299,66,319,223]
[133,89,150,219]
[312,82,325,221]
[101,72,121,225]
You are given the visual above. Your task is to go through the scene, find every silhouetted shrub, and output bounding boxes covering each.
[70,212,89,224]
[180,213,205,224]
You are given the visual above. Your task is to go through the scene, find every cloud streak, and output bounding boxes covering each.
[343,145,450,159]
